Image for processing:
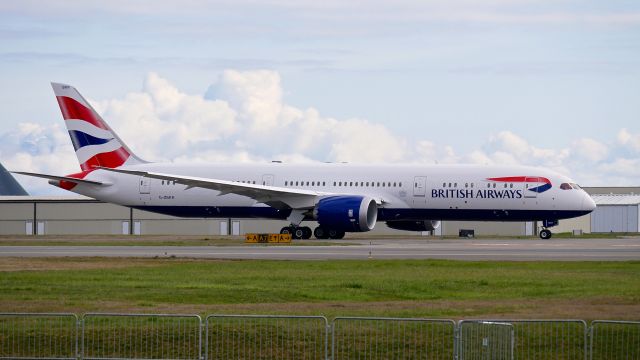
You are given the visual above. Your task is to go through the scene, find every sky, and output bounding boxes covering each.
[0,0,639,194]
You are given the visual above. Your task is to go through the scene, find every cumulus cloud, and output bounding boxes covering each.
[0,123,78,194]
[1,70,639,194]
[617,128,640,153]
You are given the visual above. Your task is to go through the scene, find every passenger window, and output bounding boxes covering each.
[333,182,336,186]
[382,182,385,187]
[361,182,364,186]
[366,182,370,187]
[443,182,446,187]
[350,182,353,186]
[399,182,402,187]
[377,182,380,187]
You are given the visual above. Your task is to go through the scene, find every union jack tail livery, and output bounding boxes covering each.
[51,82,146,171]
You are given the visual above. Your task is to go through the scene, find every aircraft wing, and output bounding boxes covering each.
[12,171,107,186]
[97,167,326,210]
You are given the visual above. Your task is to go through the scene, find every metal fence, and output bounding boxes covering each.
[460,319,587,360]
[205,315,328,360]
[0,313,639,360]
[590,320,640,360]
[332,317,455,359]
[82,313,201,360]
[0,313,78,360]
[459,320,515,360]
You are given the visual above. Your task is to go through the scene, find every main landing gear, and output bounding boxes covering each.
[280,226,312,239]
[280,226,345,240]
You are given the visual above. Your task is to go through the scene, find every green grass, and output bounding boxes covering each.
[1,258,639,319]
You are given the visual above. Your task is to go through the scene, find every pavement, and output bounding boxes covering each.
[1,238,639,260]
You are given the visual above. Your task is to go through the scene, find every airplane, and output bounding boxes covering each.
[13,82,596,240]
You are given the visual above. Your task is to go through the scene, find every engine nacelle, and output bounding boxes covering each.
[386,220,441,232]
[314,196,378,232]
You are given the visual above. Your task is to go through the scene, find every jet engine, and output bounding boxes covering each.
[314,196,377,232]
[386,220,441,232]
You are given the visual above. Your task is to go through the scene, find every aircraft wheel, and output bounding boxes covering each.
[314,227,329,239]
[539,229,552,240]
[328,229,345,239]
[280,226,293,235]
[301,226,312,239]
[293,227,305,239]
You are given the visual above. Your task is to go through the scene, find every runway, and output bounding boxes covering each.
[1,238,639,260]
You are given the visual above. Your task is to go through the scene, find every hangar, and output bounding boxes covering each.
[1,186,638,237]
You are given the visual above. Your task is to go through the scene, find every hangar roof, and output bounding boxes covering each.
[591,194,640,206]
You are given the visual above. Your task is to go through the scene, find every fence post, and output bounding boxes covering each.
[454,322,460,360]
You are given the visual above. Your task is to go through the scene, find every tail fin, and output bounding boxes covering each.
[51,82,146,171]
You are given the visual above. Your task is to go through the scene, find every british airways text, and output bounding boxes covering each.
[432,189,523,199]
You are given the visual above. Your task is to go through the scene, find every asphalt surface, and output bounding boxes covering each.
[1,238,639,260]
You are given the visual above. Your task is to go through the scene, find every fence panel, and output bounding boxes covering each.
[460,319,587,360]
[459,321,514,360]
[590,320,640,360]
[0,313,78,360]
[331,317,455,360]
[205,315,328,360]
[81,313,201,360]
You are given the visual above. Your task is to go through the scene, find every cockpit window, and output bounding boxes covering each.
[560,183,572,190]
[571,183,582,190]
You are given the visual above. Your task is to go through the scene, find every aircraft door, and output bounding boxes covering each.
[262,174,274,186]
[139,176,150,194]
[139,176,151,203]
[523,176,540,198]
[413,176,427,197]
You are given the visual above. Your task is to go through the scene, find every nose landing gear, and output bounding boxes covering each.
[539,229,552,240]
[539,219,558,240]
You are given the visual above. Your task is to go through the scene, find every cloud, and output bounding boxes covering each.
[617,128,640,152]
[2,70,639,194]
[571,138,609,162]
[0,123,78,194]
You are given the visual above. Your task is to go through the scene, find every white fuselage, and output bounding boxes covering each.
[65,162,595,222]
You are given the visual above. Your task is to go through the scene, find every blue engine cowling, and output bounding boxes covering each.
[313,196,378,232]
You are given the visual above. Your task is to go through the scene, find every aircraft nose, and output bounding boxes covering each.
[583,194,596,212]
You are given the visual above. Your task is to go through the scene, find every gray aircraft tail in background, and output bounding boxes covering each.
[0,162,28,195]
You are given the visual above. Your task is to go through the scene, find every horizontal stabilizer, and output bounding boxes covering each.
[11,171,107,186]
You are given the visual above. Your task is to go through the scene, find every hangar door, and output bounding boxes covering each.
[591,205,639,233]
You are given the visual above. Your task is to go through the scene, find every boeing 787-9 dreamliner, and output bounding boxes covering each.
[14,83,596,240]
